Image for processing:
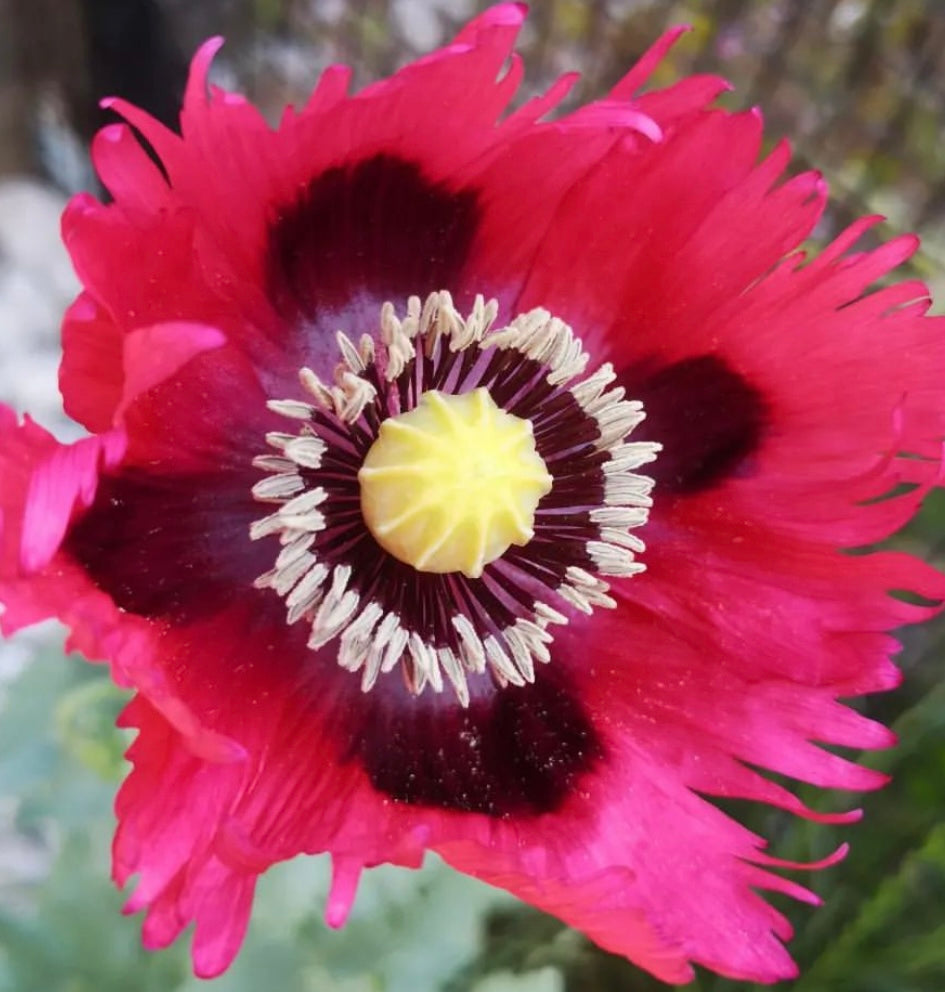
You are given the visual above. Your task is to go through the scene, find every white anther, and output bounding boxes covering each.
[275,533,315,571]
[265,431,296,451]
[408,632,443,693]
[310,590,360,648]
[335,372,376,422]
[483,634,526,687]
[249,513,285,540]
[358,333,375,365]
[267,398,315,420]
[570,362,616,407]
[533,601,568,626]
[564,566,617,609]
[437,647,470,707]
[284,435,327,468]
[401,295,422,338]
[598,526,646,553]
[270,550,317,596]
[252,454,295,472]
[338,601,384,670]
[285,563,330,623]
[382,624,410,674]
[279,487,328,517]
[586,541,646,576]
[298,367,334,409]
[336,330,366,373]
[452,614,487,673]
[251,473,304,501]
[590,506,650,527]
[361,640,386,692]
[277,510,326,531]
[503,624,536,683]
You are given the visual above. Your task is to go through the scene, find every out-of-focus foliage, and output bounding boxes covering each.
[1,1,945,990]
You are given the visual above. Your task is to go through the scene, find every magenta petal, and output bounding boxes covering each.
[117,321,227,418]
[0,3,942,986]
[325,857,363,929]
[15,417,126,573]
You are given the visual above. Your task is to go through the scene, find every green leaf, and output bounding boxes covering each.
[795,821,945,992]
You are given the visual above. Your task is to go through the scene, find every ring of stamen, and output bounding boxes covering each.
[250,291,660,706]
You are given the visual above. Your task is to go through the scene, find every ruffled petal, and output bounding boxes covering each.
[93,6,529,304]
[475,110,822,358]
[109,596,840,983]
[91,122,172,211]
[115,696,253,979]
[61,189,280,381]
[437,614,863,984]
[3,5,942,986]
[619,222,945,570]
[0,330,258,760]
[0,405,126,582]
[59,293,125,432]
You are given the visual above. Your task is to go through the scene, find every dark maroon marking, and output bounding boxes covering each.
[266,155,479,339]
[351,669,603,817]
[65,468,271,622]
[620,354,767,493]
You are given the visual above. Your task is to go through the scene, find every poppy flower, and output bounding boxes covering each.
[1,2,943,984]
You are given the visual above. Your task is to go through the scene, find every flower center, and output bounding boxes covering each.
[358,388,553,578]
[250,291,660,706]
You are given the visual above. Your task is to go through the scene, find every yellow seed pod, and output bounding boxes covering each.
[358,388,553,578]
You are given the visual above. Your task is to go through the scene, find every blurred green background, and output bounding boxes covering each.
[1,1,944,990]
